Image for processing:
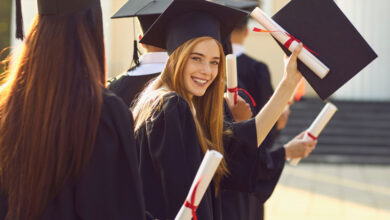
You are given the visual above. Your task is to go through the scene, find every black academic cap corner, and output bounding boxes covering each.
[15,0,101,40]
[210,0,258,11]
[140,0,248,54]
[38,0,101,15]
[271,0,377,100]
[111,0,172,19]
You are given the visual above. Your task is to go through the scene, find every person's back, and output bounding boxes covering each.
[109,50,168,107]
[0,1,146,219]
[109,8,170,107]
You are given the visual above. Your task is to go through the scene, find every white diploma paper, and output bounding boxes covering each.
[175,150,223,220]
[226,54,238,105]
[250,7,330,79]
[290,102,338,166]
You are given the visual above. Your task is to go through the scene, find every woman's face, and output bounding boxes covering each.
[183,38,220,99]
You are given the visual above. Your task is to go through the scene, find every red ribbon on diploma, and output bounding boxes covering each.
[252,27,319,55]
[184,176,205,220]
[306,131,318,140]
[227,87,257,107]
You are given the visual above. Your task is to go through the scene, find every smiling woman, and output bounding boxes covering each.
[133,36,229,186]
[131,0,309,219]
[183,38,220,99]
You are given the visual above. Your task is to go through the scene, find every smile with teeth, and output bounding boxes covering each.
[191,76,209,86]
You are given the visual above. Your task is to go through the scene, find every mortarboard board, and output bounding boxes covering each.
[111,0,172,67]
[140,0,248,55]
[211,0,258,12]
[208,1,258,54]
[111,0,172,32]
[271,0,377,100]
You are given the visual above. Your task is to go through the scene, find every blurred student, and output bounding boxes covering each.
[0,0,147,219]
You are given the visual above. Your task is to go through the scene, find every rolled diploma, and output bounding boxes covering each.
[226,54,238,105]
[175,150,223,220]
[290,102,338,166]
[250,7,330,79]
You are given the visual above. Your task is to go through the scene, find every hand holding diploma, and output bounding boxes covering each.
[226,54,256,107]
[175,150,223,220]
[289,102,338,166]
[226,54,238,105]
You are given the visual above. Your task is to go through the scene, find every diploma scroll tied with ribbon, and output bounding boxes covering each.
[175,150,223,220]
[226,54,257,107]
[250,7,330,79]
[290,102,338,166]
[226,54,238,106]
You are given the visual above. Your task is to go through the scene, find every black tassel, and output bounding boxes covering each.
[132,40,140,66]
[15,0,24,40]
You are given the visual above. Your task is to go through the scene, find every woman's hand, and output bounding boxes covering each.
[283,43,304,86]
[225,94,253,122]
[284,131,317,159]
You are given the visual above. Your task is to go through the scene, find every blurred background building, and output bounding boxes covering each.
[2,0,390,219]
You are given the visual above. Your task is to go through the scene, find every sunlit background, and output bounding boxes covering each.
[1,0,389,219]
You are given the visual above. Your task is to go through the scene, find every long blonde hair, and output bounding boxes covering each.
[133,36,228,191]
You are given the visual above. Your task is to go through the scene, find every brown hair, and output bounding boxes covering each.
[0,7,105,219]
[133,36,228,192]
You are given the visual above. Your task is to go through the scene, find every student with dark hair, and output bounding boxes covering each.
[132,0,316,219]
[0,0,146,219]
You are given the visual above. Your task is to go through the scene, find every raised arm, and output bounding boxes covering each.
[255,44,303,147]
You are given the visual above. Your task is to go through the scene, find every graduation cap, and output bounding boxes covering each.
[37,0,100,15]
[209,0,258,54]
[211,0,258,12]
[14,0,101,40]
[112,0,172,33]
[111,0,172,67]
[140,0,248,55]
[271,0,377,100]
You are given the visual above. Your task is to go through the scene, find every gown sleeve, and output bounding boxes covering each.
[222,117,285,202]
[74,91,146,220]
[107,75,134,107]
[142,94,205,219]
[221,118,260,192]
[252,146,285,203]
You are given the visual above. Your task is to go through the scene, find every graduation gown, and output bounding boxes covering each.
[236,53,274,115]
[0,89,147,220]
[136,92,264,220]
[109,52,168,107]
[221,49,286,220]
[109,73,159,107]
